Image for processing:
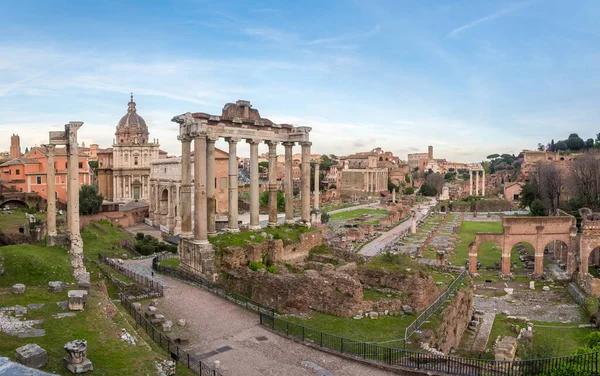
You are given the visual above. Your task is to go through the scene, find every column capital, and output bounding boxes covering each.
[42,144,56,156]
[265,140,279,147]
[282,141,295,147]
[300,141,312,147]
[246,138,263,145]
[225,137,241,143]
[207,136,219,143]
[177,135,193,142]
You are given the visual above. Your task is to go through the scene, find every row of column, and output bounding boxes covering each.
[180,135,312,244]
[364,170,386,192]
[114,175,148,200]
[468,169,486,196]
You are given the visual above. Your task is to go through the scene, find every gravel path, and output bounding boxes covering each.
[128,259,395,376]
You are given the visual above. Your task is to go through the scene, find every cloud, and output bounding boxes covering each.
[308,24,381,46]
[447,0,539,37]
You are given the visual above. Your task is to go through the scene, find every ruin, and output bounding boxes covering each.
[171,101,312,276]
[467,164,486,196]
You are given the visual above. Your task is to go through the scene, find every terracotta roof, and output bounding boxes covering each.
[0,158,41,166]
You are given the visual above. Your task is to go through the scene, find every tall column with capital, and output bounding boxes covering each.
[283,142,294,224]
[66,121,86,278]
[469,170,473,196]
[153,180,160,226]
[227,138,240,232]
[174,183,182,234]
[45,144,57,246]
[482,170,486,197]
[180,137,193,238]
[206,137,217,236]
[300,142,312,223]
[247,139,260,229]
[166,183,174,231]
[476,170,480,196]
[314,163,320,211]
[267,141,278,227]
[194,135,208,242]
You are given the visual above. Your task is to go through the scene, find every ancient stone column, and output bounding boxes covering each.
[153,181,160,226]
[411,211,417,234]
[45,144,57,246]
[266,141,278,227]
[180,136,193,238]
[469,170,473,196]
[482,170,486,196]
[66,122,86,278]
[475,170,480,196]
[206,137,217,236]
[501,252,511,276]
[300,142,312,223]
[392,188,396,204]
[247,139,261,230]
[226,137,240,233]
[166,183,175,230]
[174,183,181,234]
[195,136,209,243]
[283,142,294,224]
[314,163,320,211]
[468,251,478,274]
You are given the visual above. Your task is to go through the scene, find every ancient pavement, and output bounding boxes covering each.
[124,259,395,376]
[358,198,437,257]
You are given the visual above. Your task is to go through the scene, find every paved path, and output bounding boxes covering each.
[471,313,495,352]
[127,259,394,376]
[358,199,436,257]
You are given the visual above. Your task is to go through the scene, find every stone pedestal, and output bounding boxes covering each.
[179,238,215,277]
[310,209,322,225]
[68,290,88,311]
[15,344,47,369]
[64,340,93,374]
[49,281,66,293]
[12,284,25,294]
[411,214,417,234]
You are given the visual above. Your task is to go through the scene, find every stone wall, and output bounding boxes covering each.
[222,267,363,317]
[419,286,474,354]
[584,273,600,297]
[358,268,440,310]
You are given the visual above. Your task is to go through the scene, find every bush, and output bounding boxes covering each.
[404,186,415,195]
[531,198,546,216]
[321,212,330,224]
[158,242,168,252]
[139,244,156,256]
[168,245,178,254]
[249,261,266,271]
[135,232,145,241]
[266,265,278,274]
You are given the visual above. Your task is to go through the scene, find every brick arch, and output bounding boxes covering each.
[0,199,29,209]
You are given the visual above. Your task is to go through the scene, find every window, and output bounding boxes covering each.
[134,157,138,166]
[36,176,42,184]
[514,194,519,200]
[78,162,83,168]
[15,169,20,175]
[65,162,68,169]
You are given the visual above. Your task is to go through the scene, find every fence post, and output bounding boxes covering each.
[341,338,344,354]
[302,326,304,341]
[320,332,323,347]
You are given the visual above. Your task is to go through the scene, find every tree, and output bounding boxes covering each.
[519,179,540,209]
[79,184,103,215]
[530,199,546,216]
[258,161,269,170]
[569,151,600,210]
[424,172,444,195]
[24,147,29,154]
[259,190,285,211]
[487,154,500,159]
[555,141,568,151]
[387,177,398,193]
[537,162,564,216]
[419,183,438,196]
[550,139,555,152]
[537,143,545,151]
[404,186,415,195]
[566,133,585,151]
[88,160,99,182]
[586,138,595,149]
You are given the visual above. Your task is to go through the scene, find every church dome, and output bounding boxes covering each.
[115,94,150,145]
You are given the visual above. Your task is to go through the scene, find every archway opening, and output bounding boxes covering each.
[511,242,535,274]
[545,240,569,269]
[477,241,503,273]
[0,200,28,210]
[159,189,169,225]
[588,247,600,278]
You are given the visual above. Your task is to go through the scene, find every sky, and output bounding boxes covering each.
[1,0,599,162]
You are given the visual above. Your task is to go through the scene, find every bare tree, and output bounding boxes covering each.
[537,162,564,216]
[425,172,445,195]
[570,151,600,210]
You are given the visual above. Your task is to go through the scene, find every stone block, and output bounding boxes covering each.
[162,321,173,332]
[68,290,88,311]
[12,283,25,294]
[49,281,66,293]
[177,319,186,327]
[132,302,142,311]
[15,344,47,369]
[402,305,413,315]
[76,273,90,289]
[14,305,27,317]
[529,281,535,290]
[148,306,157,313]
[150,299,158,307]
[27,303,45,310]
[64,340,93,374]
[542,286,550,292]
[18,329,46,338]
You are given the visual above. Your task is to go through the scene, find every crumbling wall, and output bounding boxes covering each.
[419,285,474,354]
[358,268,440,310]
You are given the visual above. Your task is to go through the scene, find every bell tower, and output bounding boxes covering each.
[10,134,21,158]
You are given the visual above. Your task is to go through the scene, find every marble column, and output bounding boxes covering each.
[469,170,473,196]
[476,171,480,196]
[482,171,486,197]
[300,142,311,223]
[247,139,261,230]
[283,142,294,224]
[166,183,174,231]
[180,137,193,238]
[174,183,182,234]
[314,163,320,211]
[45,144,57,246]
[267,141,278,227]
[227,138,240,233]
[206,137,217,236]
[153,180,160,226]
[66,121,86,278]
[194,135,208,243]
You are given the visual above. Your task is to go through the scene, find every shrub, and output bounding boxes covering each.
[266,265,278,274]
[135,232,145,241]
[158,242,168,252]
[139,244,155,256]
[168,245,178,254]
[404,186,415,195]
[249,261,265,271]
[321,212,330,224]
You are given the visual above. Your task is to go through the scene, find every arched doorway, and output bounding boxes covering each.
[160,188,169,225]
[132,180,142,200]
[511,242,536,274]
[477,241,503,274]
[588,247,600,278]
[0,199,28,209]
[545,240,569,268]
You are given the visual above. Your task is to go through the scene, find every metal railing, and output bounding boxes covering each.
[98,253,164,296]
[260,312,600,376]
[404,269,468,345]
[121,295,222,376]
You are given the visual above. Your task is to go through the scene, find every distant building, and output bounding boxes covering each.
[339,151,388,198]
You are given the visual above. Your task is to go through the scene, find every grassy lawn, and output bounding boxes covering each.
[81,220,134,258]
[321,202,359,213]
[449,221,502,267]
[209,224,316,253]
[364,252,428,275]
[486,314,594,357]
[286,311,413,347]
[0,286,165,375]
[0,208,67,235]
[0,244,75,287]
[158,258,180,269]
[329,208,388,222]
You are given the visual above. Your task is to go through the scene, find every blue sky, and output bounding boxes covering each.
[1,0,599,162]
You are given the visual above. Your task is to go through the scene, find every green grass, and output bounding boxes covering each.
[364,252,428,275]
[321,203,358,213]
[209,224,316,253]
[329,208,388,222]
[286,311,413,346]
[0,208,67,235]
[363,289,401,301]
[0,286,164,375]
[0,244,75,287]
[449,221,503,267]
[158,258,180,269]
[81,220,134,258]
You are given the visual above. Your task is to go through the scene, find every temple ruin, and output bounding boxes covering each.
[171,101,312,276]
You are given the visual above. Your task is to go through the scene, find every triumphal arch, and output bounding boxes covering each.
[171,100,312,276]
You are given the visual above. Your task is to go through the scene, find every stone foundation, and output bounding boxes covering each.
[584,273,600,297]
[179,238,215,277]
